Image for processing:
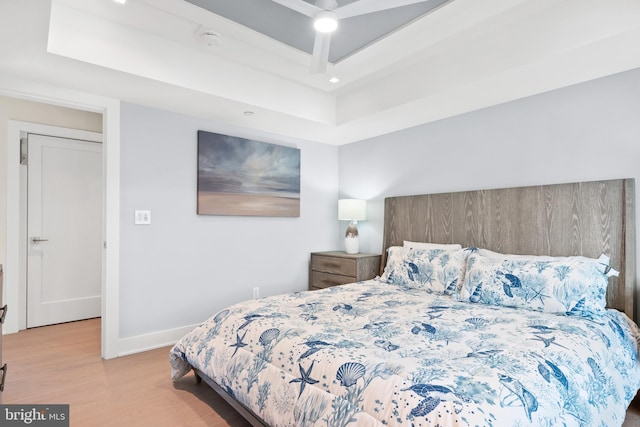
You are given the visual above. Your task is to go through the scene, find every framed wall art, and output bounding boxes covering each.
[197,130,300,217]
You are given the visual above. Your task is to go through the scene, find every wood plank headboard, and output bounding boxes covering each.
[381,179,637,320]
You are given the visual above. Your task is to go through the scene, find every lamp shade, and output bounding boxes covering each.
[338,199,366,221]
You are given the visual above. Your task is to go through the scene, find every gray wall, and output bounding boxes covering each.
[119,66,640,339]
[120,103,339,338]
[339,67,640,255]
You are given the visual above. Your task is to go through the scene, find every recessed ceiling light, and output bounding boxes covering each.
[113,0,126,4]
[329,77,340,83]
[243,111,254,117]
[314,11,338,33]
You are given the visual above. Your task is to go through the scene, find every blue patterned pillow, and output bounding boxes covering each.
[381,246,467,295]
[458,252,616,318]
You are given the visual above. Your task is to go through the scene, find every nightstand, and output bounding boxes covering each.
[309,251,381,291]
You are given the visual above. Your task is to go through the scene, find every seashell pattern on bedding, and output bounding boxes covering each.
[171,279,640,426]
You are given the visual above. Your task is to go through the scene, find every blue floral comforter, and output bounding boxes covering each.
[170,280,640,426]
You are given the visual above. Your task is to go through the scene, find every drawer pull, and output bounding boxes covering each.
[0,305,6,324]
[0,364,7,392]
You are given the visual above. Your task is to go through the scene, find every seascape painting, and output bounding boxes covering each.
[197,130,300,216]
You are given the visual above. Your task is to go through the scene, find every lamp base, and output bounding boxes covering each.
[344,236,359,254]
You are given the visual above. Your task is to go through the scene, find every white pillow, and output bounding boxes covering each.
[403,241,462,250]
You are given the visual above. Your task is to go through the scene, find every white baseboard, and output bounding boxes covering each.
[117,323,200,357]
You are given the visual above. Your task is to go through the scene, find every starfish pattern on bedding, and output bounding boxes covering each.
[289,361,319,397]
[229,331,248,356]
[528,286,550,305]
[425,272,436,285]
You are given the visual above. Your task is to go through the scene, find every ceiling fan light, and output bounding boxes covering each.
[314,11,338,33]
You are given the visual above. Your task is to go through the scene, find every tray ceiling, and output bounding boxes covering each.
[184,0,450,63]
[1,0,639,145]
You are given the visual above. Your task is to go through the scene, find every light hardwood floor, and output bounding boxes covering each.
[2,318,250,426]
[1,318,639,426]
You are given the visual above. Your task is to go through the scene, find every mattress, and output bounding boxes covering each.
[170,279,640,426]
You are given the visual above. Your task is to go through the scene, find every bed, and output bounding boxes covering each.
[170,178,640,426]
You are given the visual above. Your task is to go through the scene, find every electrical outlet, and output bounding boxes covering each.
[134,210,151,225]
[253,287,260,299]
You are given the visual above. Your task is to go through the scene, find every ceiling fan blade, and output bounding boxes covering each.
[335,0,431,19]
[310,32,332,74]
[271,0,320,17]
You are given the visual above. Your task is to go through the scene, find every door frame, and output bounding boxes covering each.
[3,76,120,359]
[24,130,103,328]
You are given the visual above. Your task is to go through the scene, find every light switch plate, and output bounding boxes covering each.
[134,210,151,225]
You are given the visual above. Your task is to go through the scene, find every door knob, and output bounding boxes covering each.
[31,237,49,244]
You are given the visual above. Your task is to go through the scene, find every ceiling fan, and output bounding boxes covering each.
[272,0,434,74]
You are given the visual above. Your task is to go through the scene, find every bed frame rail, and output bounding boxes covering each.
[192,368,267,427]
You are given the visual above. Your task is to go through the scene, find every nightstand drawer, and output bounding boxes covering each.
[310,271,355,290]
[311,256,356,277]
[309,251,381,291]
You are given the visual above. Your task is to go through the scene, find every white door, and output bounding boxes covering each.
[27,134,103,328]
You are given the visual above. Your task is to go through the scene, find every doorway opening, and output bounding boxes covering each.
[3,85,120,360]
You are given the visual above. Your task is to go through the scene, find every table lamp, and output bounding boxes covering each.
[338,199,366,254]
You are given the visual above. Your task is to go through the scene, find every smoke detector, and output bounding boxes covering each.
[194,27,222,48]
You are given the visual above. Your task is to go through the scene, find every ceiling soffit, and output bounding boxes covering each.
[36,0,640,144]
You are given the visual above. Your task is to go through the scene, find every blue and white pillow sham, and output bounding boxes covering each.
[380,246,467,295]
[458,251,615,318]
